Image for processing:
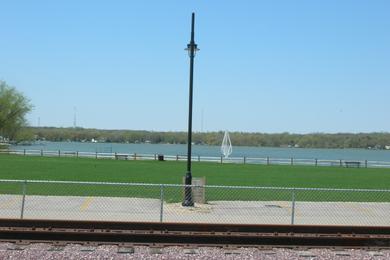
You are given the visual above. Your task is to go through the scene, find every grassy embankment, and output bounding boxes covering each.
[0,154,389,202]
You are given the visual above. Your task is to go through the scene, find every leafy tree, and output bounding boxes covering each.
[0,81,33,141]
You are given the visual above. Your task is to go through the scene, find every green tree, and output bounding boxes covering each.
[0,81,33,141]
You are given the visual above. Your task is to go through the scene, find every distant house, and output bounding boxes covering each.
[0,136,10,147]
[385,145,390,150]
[0,136,9,143]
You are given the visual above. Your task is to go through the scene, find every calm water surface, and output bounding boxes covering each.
[10,141,390,162]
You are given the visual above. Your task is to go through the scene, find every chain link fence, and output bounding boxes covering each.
[0,179,389,226]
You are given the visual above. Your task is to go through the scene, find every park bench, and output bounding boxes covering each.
[115,154,129,160]
[344,161,361,168]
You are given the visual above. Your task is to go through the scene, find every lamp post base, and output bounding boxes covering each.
[182,171,194,207]
[182,198,194,207]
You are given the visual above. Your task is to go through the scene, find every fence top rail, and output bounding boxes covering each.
[0,179,389,193]
[369,161,390,164]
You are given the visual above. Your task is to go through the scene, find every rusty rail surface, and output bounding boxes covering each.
[0,219,389,248]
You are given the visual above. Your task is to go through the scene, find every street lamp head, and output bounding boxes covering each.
[185,43,199,57]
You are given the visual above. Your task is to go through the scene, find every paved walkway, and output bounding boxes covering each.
[0,195,389,226]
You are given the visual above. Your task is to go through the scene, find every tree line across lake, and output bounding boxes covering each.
[28,127,390,150]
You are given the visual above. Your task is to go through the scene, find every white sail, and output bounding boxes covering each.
[221,131,232,158]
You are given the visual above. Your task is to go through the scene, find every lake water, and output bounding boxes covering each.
[10,141,390,162]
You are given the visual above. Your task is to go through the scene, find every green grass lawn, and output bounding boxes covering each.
[1,154,389,202]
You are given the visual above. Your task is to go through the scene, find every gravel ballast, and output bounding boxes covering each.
[0,243,389,259]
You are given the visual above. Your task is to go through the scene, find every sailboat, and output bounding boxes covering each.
[221,130,233,158]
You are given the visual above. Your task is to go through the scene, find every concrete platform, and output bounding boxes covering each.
[0,194,389,226]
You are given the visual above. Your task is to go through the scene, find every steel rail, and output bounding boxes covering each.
[0,219,389,248]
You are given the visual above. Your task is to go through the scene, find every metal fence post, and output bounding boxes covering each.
[220,156,223,164]
[291,157,293,166]
[244,156,246,164]
[23,149,26,156]
[365,160,368,168]
[58,150,60,157]
[160,185,164,222]
[315,158,317,167]
[41,149,43,156]
[198,155,200,162]
[267,156,270,165]
[20,180,27,219]
[291,189,296,225]
[76,151,79,158]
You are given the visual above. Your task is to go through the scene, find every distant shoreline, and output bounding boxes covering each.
[16,126,390,150]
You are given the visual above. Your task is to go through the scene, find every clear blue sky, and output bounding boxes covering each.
[1,1,389,133]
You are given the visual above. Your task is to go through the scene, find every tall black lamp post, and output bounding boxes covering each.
[182,12,199,207]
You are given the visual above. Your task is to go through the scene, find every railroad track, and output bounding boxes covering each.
[0,219,389,248]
